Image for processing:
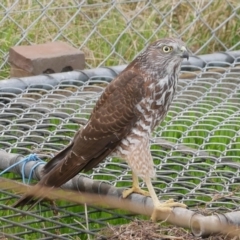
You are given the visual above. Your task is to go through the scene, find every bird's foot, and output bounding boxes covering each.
[151,198,186,222]
[122,186,150,198]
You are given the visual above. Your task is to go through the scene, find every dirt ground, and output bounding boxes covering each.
[96,220,238,240]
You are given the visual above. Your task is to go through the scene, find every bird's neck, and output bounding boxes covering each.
[126,54,181,91]
[130,55,168,79]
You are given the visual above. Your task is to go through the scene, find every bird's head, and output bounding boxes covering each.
[138,38,189,77]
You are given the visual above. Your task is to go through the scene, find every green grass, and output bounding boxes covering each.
[1,97,240,238]
[1,77,240,238]
[0,0,240,79]
[1,0,240,239]
[1,84,240,238]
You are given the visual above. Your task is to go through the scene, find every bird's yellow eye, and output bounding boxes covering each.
[162,46,173,53]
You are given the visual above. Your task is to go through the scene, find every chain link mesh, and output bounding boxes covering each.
[0,0,239,73]
[1,0,240,238]
[1,58,240,238]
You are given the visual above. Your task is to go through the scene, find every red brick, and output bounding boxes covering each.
[8,41,85,77]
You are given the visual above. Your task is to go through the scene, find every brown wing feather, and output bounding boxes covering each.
[42,141,74,175]
[13,69,145,208]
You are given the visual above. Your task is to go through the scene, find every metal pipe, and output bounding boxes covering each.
[1,150,240,237]
[1,50,240,94]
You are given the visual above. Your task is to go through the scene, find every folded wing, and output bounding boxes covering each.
[13,69,145,207]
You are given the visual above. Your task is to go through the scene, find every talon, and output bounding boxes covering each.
[122,186,150,198]
[122,172,150,198]
[151,199,187,222]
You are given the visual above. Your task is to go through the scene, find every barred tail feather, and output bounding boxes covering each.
[12,194,36,208]
[12,184,46,209]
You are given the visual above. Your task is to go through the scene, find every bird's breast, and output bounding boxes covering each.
[137,76,176,132]
[112,75,177,159]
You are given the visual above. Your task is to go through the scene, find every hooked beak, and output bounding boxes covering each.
[180,46,189,60]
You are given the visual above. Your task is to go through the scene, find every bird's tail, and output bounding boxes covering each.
[12,143,74,209]
[12,184,46,209]
[12,194,40,209]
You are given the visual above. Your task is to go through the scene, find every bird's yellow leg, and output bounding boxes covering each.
[122,172,150,198]
[145,177,187,222]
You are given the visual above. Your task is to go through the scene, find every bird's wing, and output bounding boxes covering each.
[13,69,145,208]
[40,69,145,188]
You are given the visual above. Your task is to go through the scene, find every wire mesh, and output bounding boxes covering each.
[0,0,240,72]
[1,1,240,237]
[1,55,240,238]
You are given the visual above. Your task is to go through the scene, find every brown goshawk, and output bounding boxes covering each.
[13,38,189,221]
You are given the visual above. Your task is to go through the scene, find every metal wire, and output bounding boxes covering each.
[0,1,240,238]
[0,0,240,70]
[1,55,240,238]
